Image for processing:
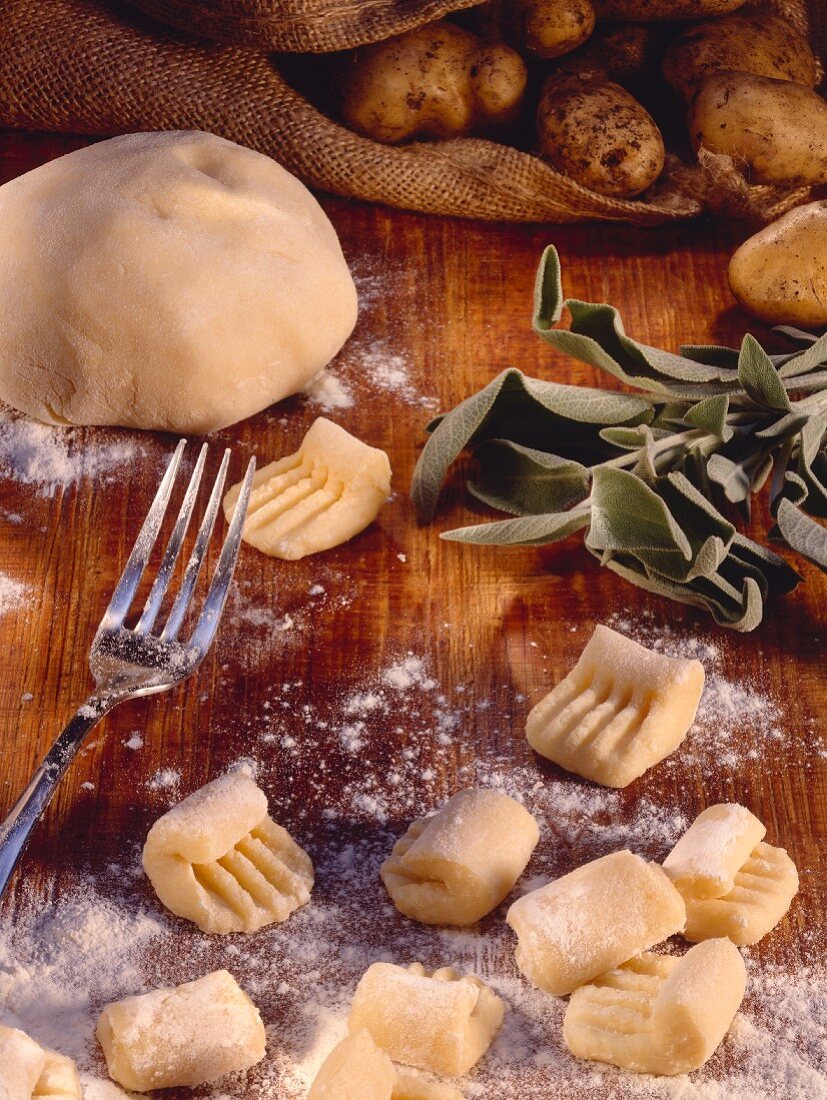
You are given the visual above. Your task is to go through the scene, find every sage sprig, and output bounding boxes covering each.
[411,246,827,631]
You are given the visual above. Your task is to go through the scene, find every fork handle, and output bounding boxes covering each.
[0,695,115,901]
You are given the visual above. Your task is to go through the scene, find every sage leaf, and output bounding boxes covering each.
[685,394,732,441]
[707,454,753,503]
[587,467,692,564]
[469,439,589,516]
[737,335,791,411]
[776,499,827,570]
[442,508,590,546]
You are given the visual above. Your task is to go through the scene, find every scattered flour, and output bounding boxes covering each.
[0,412,150,497]
[0,637,823,1099]
[146,768,181,794]
[302,369,354,411]
[0,574,29,615]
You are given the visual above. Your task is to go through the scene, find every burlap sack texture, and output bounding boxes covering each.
[0,0,822,224]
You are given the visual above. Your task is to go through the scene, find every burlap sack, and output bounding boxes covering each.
[0,0,822,224]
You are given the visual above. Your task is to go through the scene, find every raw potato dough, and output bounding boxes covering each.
[526,624,704,788]
[506,850,686,996]
[564,939,746,1075]
[96,969,265,1092]
[729,201,827,326]
[662,12,818,102]
[223,418,392,560]
[0,1026,46,1100]
[664,804,798,945]
[143,772,313,934]
[663,804,766,899]
[308,1031,465,1100]
[34,1052,82,1100]
[381,789,539,926]
[0,131,357,432]
[348,962,505,1077]
[308,1030,396,1100]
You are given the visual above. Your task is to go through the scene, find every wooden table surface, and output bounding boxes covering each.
[0,131,824,1099]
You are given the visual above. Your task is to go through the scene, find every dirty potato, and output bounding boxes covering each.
[537,72,665,196]
[339,22,527,144]
[689,73,827,187]
[517,0,597,59]
[663,12,818,101]
[593,0,746,18]
[556,22,664,88]
[729,201,827,326]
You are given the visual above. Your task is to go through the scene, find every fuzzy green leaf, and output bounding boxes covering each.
[738,335,791,411]
[442,508,590,546]
[685,394,732,441]
[776,499,827,571]
[468,440,589,516]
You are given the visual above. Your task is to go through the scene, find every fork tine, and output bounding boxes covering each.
[134,442,208,636]
[159,448,232,643]
[97,439,187,632]
[189,456,256,655]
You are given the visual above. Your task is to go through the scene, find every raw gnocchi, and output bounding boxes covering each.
[142,771,313,934]
[564,939,746,1075]
[662,803,766,899]
[33,1051,82,1100]
[308,1031,465,1100]
[664,804,799,945]
[223,417,391,560]
[0,1026,45,1100]
[526,624,704,788]
[0,1028,82,1100]
[348,962,504,1077]
[506,850,686,996]
[381,789,539,926]
[96,969,266,1092]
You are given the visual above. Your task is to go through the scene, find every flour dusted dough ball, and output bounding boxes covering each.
[0,131,357,432]
[348,963,504,1077]
[308,1031,465,1100]
[564,939,746,1075]
[506,850,686,996]
[96,969,265,1092]
[142,772,314,934]
[663,803,766,900]
[381,788,539,926]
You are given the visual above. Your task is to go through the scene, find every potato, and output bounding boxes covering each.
[593,0,745,18]
[663,12,818,102]
[516,0,596,59]
[537,72,665,197]
[556,22,664,87]
[339,22,527,144]
[729,201,827,326]
[689,73,827,187]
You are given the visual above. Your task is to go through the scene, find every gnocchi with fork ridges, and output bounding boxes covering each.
[142,772,313,934]
[563,939,746,1075]
[381,788,539,926]
[526,624,704,788]
[223,417,391,560]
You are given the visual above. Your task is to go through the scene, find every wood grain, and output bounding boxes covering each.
[0,131,824,1096]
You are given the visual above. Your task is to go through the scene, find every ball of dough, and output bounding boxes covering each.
[0,131,358,433]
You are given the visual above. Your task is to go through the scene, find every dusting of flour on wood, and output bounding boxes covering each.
[0,633,824,1099]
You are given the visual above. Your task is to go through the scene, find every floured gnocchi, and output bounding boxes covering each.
[33,1051,82,1100]
[223,417,391,560]
[664,804,799,945]
[0,1027,82,1100]
[564,939,746,1075]
[526,625,705,787]
[96,969,265,1092]
[142,771,313,934]
[348,962,504,1077]
[381,788,539,926]
[308,1031,465,1100]
[506,850,686,996]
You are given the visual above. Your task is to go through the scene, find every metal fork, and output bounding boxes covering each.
[0,440,255,901]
